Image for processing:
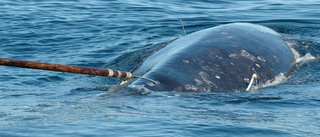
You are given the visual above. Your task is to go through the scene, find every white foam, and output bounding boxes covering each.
[248,41,317,92]
[287,41,317,63]
[289,46,301,61]
[247,73,288,92]
[296,53,317,63]
[261,73,288,88]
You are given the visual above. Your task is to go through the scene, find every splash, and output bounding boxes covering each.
[261,73,288,88]
[247,73,288,93]
[248,41,317,91]
[286,41,317,63]
[295,53,317,63]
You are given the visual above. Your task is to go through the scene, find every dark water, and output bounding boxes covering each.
[1,0,320,136]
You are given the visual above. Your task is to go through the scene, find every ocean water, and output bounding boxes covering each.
[1,0,320,136]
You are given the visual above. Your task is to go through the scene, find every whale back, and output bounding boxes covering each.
[132,23,295,92]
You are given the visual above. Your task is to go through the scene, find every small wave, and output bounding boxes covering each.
[248,73,288,93]
[94,85,152,96]
[286,41,317,63]
[295,53,317,63]
[261,73,288,88]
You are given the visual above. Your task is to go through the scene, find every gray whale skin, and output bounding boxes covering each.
[131,23,295,92]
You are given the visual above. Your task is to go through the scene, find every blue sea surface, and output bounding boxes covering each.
[1,0,320,136]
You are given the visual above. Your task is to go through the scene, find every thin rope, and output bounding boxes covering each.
[119,76,160,85]
[133,76,160,84]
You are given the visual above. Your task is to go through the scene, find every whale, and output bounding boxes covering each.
[130,23,295,92]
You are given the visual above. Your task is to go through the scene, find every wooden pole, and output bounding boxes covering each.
[0,58,132,78]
